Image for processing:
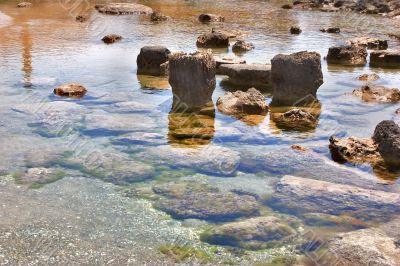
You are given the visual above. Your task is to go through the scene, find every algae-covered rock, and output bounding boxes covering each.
[201,216,298,250]
[13,168,66,188]
[153,182,260,221]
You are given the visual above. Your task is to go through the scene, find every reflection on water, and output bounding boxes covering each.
[21,25,32,85]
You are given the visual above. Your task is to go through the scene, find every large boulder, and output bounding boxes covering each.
[346,37,388,50]
[352,85,400,103]
[218,63,271,90]
[370,50,400,67]
[136,46,171,76]
[372,120,400,166]
[327,45,368,65]
[95,3,153,15]
[169,51,216,112]
[153,182,260,221]
[268,175,400,220]
[196,32,230,48]
[217,88,268,115]
[271,51,323,106]
[198,13,225,23]
[200,216,298,250]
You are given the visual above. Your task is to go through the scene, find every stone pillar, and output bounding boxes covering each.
[169,50,216,112]
[271,51,323,106]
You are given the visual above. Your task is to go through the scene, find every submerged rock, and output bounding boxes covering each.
[196,32,230,48]
[326,223,400,266]
[218,63,271,90]
[201,216,298,250]
[290,26,302,34]
[95,3,153,15]
[327,45,368,65]
[269,175,400,220]
[215,56,246,70]
[329,136,381,164]
[357,73,380,81]
[232,40,254,52]
[14,168,65,188]
[112,132,166,146]
[352,85,400,103]
[150,11,170,21]
[370,50,400,67]
[53,83,87,98]
[271,51,323,106]
[211,28,242,38]
[153,182,260,221]
[320,27,340,33]
[137,46,171,76]
[217,88,268,115]
[17,2,32,8]
[138,145,240,176]
[346,37,388,50]
[198,13,225,23]
[272,109,317,130]
[169,51,216,112]
[372,120,400,166]
[102,34,122,44]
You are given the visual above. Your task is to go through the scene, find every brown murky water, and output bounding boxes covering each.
[0,0,400,265]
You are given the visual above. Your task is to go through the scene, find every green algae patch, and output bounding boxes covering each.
[158,244,213,263]
[13,168,66,189]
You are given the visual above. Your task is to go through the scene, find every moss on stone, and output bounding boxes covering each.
[158,244,212,263]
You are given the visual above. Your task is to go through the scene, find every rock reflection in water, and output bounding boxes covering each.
[168,107,215,147]
[137,74,170,90]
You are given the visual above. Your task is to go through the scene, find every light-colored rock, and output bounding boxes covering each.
[269,175,400,219]
[327,45,368,65]
[101,34,122,44]
[53,83,87,98]
[218,63,271,90]
[137,46,171,76]
[217,88,268,115]
[17,2,32,8]
[112,132,166,146]
[352,85,400,103]
[272,109,317,130]
[196,32,230,48]
[271,51,323,106]
[14,168,65,188]
[346,37,388,50]
[169,51,216,112]
[215,56,246,71]
[357,73,380,81]
[95,3,153,15]
[370,50,400,67]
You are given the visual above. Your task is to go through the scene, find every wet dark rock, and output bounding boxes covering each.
[150,11,170,21]
[370,50,400,68]
[102,34,122,44]
[346,37,388,50]
[271,51,323,106]
[75,14,88,22]
[290,26,302,34]
[320,27,340,33]
[169,51,216,112]
[53,83,87,98]
[396,108,400,115]
[17,2,32,8]
[198,13,225,23]
[95,3,153,15]
[217,88,268,116]
[273,109,317,130]
[372,120,400,166]
[218,63,271,90]
[268,175,400,220]
[232,40,254,52]
[352,85,400,103]
[329,136,382,164]
[282,4,293,9]
[357,73,380,81]
[327,45,368,65]
[196,32,230,48]
[137,46,171,76]
[153,182,260,221]
[200,216,298,250]
[326,223,400,266]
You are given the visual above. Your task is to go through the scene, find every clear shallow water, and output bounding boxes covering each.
[0,0,400,265]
